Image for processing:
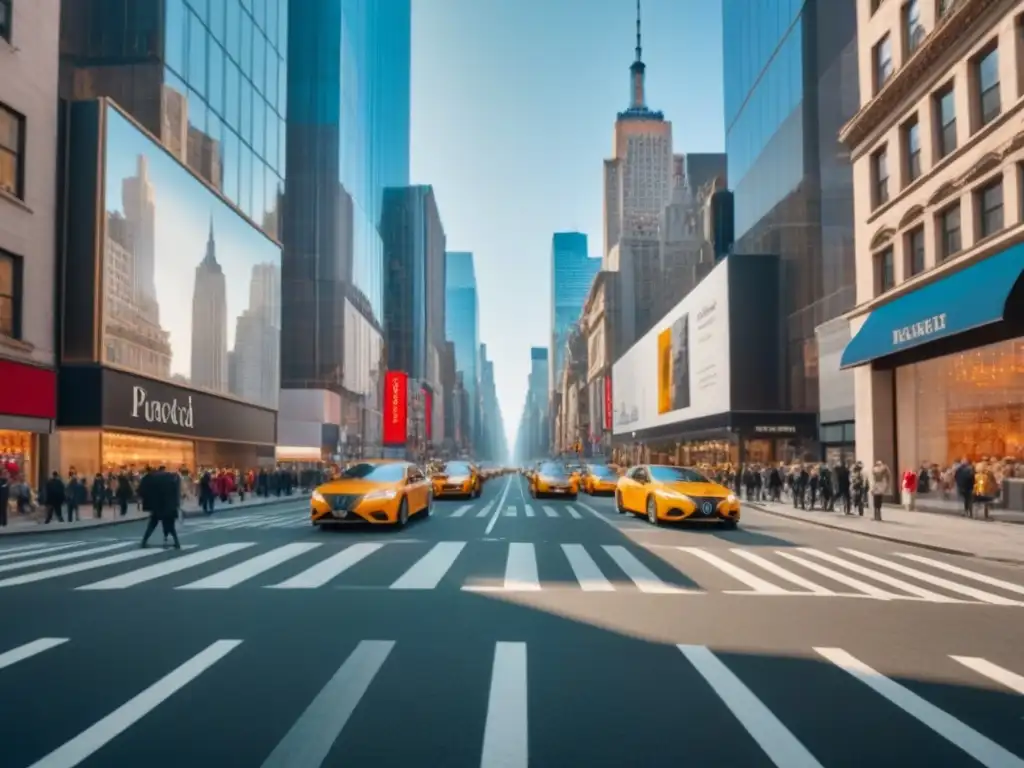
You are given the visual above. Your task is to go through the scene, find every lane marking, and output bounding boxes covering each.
[775,551,899,600]
[797,549,961,603]
[0,547,191,589]
[561,544,614,591]
[484,477,513,535]
[950,656,1024,695]
[389,542,466,590]
[895,553,1024,596]
[678,547,790,595]
[602,545,688,594]
[816,647,1024,768]
[177,543,323,590]
[450,504,473,518]
[679,645,823,768]
[480,642,529,768]
[269,543,384,589]
[466,543,540,592]
[476,504,493,518]
[730,549,835,595]
[523,505,535,517]
[260,640,394,768]
[542,506,558,518]
[79,544,257,590]
[0,542,88,561]
[0,542,135,574]
[566,506,582,519]
[29,640,242,768]
[504,506,517,517]
[0,638,69,671]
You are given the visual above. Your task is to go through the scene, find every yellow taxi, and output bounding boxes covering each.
[582,464,619,495]
[529,460,580,500]
[431,460,482,499]
[311,460,431,528]
[615,464,740,528]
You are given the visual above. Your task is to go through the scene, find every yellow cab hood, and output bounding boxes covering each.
[663,481,730,497]
[318,479,398,495]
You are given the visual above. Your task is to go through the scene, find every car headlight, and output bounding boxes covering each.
[363,489,398,501]
[727,494,738,504]
[661,490,693,504]
[311,490,326,504]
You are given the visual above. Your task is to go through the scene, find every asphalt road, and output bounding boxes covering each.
[2,475,1023,767]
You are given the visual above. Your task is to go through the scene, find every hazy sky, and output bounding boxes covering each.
[105,107,282,380]
[410,0,725,454]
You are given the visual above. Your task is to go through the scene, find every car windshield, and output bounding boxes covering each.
[339,463,407,482]
[649,466,710,484]
[587,465,616,478]
[539,462,568,477]
[441,462,471,475]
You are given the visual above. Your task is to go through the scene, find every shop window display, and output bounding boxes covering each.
[0,430,33,483]
[58,430,196,478]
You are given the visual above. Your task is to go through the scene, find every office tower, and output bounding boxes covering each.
[445,251,480,452]
[231,262,282,409]
[59,0,287,240]
[280,0,411,454]
[722,0,858,440]
[526,347,549,457]
[121,155,159,322]
[550,232,600,401]
[602,1,674,348]
[190,220,229,393]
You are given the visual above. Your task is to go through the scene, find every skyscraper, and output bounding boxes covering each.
[231,263,282,409]
[550,232,600,400]
[722,0,858,434]
[602,1,675,347]
[121,156,159,323]
[445,251,479,452]
[59,0,287,240]
[190,220,229,393]
[281,0,411,452]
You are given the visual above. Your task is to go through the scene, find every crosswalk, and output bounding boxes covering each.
[183,509,311,530]
[1,537,1022,603]
[440,501,588,520]
[1,635,1021,766]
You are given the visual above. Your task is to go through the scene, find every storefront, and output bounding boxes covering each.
[610,253,819,467]
[56,366,276,477]
[842,242,1024,475]
[0,357,57,486]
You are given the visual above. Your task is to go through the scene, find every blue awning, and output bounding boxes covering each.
[840,243,1024,369]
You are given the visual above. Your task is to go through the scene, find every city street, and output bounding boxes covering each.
[2,474,1023,767]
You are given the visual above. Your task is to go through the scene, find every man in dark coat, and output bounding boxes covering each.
[139,466,181,549]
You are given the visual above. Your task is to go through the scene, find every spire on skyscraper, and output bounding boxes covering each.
[628,0,648,112]
[634,0,642,64]
[203,214,219,267]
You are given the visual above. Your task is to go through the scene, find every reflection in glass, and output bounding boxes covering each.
[103,105,281,409]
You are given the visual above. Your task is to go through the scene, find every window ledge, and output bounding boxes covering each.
[0,188,31,214]
[0,334,32,354]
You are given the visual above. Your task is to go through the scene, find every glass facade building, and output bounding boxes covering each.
[445,252,479,447]
[721,0,859,417]
[550,232,599,395]
[280,0,411,418]
[59,0,286,240]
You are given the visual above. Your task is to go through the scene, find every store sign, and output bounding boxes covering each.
[603,376,613,430]
[0,359,56,420]
[891,313,947,346]
[383,371,408,446]
[131,386,194,428]
[753,425,797,434]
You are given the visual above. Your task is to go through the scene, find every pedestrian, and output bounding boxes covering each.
[139,465,181,549]
[91,473,106,518]
[870,460,891,521]
[43,471,65,523]
[0,469,9,528]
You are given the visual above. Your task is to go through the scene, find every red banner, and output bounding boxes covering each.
[423,388,433,441]
[383,371,408,445]
[603,376,613,430]
[0,359,56,419]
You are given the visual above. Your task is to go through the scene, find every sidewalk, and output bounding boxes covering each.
[0,493,311,537]
[749,499,1024,564]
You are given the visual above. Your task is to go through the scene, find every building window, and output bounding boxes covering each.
[976,178,1004,238]
[0,103,24,199]
[975,45,1001,128]
[934,84,957,159]
[874,34,894,93]
[938,204,961,260]
[871,0,882,13]
[0,250,19,338]
[0,0,10,43]
[876,247,895,293]
[904,0,925,54]
[872,146,890,207]
[906,226,926,276]
[937,0,956,16]
[904,117,921,183]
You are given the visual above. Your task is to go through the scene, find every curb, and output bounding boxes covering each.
[748,503,1024,566]
[0,496,310,538]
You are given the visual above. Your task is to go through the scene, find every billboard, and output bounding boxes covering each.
[383,371,408,446]
[603,375,613,430]
[612,258,731,434]
[102,103,281,411]
[423,387,433,441]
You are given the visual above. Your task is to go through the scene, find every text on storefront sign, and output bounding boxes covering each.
[891,313,947,346]
[753,425,797,434]
[131,385,194,428]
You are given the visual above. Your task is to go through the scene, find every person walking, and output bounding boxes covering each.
[139,465,181,549]
[43,471,65,523]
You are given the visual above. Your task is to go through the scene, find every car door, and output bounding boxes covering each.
[406,466,427,512]
[625,467,649,511]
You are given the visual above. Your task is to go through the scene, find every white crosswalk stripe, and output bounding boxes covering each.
[0,540,1022,603]
[2,636,1021,765]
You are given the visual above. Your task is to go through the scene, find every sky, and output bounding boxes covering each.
[104,106,282,380]
[409,0,725,455]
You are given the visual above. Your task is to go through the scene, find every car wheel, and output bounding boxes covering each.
[615,491,627,514]
[569,494,578,501]
[646,496,660,526]
[397,497,409,527]
[721,519,738,530]
[422,493,432,517]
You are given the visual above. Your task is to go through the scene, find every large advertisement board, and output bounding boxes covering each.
[383,371,409,446]
[102,104,281,411]
[612,258,731,434]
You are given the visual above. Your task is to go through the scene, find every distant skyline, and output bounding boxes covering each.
[104,106,282,386]
[410,0,724,453]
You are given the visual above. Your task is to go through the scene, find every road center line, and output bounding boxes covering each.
[484,477,513,535]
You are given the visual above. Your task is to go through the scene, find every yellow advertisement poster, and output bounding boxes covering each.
[657,328,672,414]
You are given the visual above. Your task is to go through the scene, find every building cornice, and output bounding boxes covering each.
[839,0,1004,150]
